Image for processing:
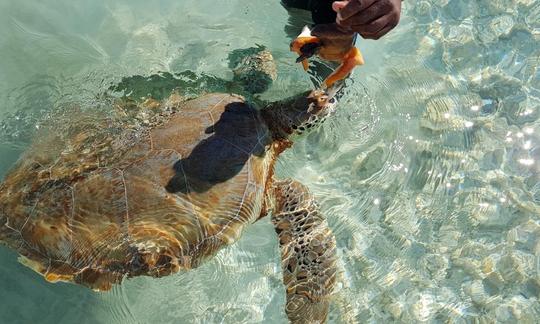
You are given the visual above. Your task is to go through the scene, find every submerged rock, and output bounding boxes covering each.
[507,220,540,254]
[228,46,277,94]
[463,280,493,307]
[490,15,515,38]
[468,68,524,100]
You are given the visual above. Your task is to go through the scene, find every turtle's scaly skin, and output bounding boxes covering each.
[0,93,277,290]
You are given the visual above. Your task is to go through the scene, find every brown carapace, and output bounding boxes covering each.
[291,23,364,88]
[0,87,339,323]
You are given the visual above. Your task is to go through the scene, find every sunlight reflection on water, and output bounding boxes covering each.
[0,0,539,323]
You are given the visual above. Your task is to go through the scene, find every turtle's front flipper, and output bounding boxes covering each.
[271,179,337,323]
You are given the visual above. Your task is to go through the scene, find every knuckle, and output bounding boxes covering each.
[365,6,379,19]
[382,1,393,11]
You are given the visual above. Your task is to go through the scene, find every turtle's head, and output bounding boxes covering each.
[261,88,338,139]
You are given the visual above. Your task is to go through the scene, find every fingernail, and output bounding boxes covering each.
[332,1,348,12]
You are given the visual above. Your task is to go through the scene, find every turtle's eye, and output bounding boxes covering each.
[329,98,336,104]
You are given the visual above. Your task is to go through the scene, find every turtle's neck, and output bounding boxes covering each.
[260,89,334,140]
[260,91,313,140]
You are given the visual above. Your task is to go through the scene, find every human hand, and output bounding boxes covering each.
[332,0,401,40]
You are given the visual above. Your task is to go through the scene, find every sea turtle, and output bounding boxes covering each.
[0,47,339,323]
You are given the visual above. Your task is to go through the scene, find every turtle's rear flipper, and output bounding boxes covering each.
[271,179,337,323]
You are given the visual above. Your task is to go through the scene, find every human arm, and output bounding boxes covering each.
[283,0,402,39]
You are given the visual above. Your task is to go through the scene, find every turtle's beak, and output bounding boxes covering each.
[305,80,344,114]
[306,86,338,114]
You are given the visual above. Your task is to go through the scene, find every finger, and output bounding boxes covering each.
[332,1,348,12]
[360,23,394,40]
[340,1,391,27]
[337,0,376,21]
[352,14,391,35]
[311,23,355,41]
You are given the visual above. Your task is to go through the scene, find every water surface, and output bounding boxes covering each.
[0,0,539,323]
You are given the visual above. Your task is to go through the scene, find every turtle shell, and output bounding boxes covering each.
[0,93,274,290]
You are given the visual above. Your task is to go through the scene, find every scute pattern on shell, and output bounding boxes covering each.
[0,93,275,290]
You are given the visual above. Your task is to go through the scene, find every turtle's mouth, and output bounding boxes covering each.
[306,92,332,115]
[306,80,343,115]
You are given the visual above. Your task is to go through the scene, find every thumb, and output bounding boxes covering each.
[332,1,349,12]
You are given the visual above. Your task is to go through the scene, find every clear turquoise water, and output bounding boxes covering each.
[0,0,539,323]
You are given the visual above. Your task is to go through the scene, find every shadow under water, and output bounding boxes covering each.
[110,71,235,101]
[166,101,269,194]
